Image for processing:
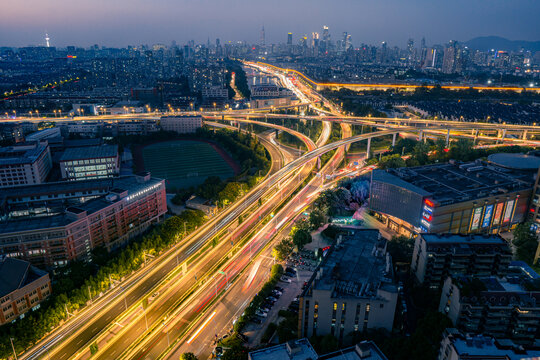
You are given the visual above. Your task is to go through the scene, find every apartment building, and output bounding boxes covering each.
[160,115,203,134]
[439,275,540,344]
[411,233,512,288]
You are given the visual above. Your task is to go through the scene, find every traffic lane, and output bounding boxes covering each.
[167,255,275,359]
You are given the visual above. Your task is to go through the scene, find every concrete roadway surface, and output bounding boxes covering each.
[84,121,329,360]
[21,122,318,360]
[103,152,318,360]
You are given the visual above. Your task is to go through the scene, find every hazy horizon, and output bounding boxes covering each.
[1,0,539,48]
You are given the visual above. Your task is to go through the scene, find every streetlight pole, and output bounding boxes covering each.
[10,338,17,360]
[163,321,170,347]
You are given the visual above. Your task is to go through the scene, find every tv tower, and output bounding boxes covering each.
[45,33,50,48]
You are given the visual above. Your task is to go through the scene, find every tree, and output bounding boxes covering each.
[272,239,293,261]
[309,209,326,230]
[180,353,198,360]
[387,235,415,264]
[513,222,539,264]
[90,342,99,355]
[292,229,312,250]
[319,334,339,353]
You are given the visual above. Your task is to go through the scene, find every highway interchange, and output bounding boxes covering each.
[13,62,540,360]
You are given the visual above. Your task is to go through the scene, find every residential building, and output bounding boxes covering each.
[160,115,202,134]
[117,119,159,136]
[0,173,167,268]
[299,229,397,342]
[369,161,533,237]
[411,233,512,288]
[438,328,540,360]
[0,257,51,325]
[202,86,229,100]
[0,123,24,143]
[0,142,52,188]
[439,275,540,344]
[59,145,119,180]
[319,341,388,360]
[62,122,103,138]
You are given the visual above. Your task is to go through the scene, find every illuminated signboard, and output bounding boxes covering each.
[482,204,494,228]
[492,202,504,226]
[503,200,515,223]
[470,207,483,231]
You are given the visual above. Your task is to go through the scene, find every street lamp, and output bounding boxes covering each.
[10,338,17,360]
[163,320,170,347]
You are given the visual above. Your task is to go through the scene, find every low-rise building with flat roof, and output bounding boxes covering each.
[0,142,52,188]
[160,115,202,134]
[299,229,397,343]
[59,145,119,180]
[412,233,512,288]
[0,257,51,325]
[438,328,540,360]
[248,339,318,360]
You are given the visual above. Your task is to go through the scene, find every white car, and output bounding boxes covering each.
[255,310,268,318]
[148,291,159,302]
[280,277,292,283]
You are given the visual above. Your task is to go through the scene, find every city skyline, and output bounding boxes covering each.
[1,0,540,48]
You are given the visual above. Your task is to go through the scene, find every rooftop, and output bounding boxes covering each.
[319,341,388,360]
[306,229,395,299]
[455,276,540,307]
[0,143,48,166]
[421,233,510,246]
[60,144,118,162]
[0,257,48,297]
[487,152,540,171]
[248,339,318,360]
[377,161,533,206]
[0,175,164,235]
[445,329,540,359]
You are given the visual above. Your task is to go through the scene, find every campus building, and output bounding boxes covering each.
[298,229,397,343]
[439,275,540,344]
[0,173,167,268]
[59,145,119,180]
[160,115,202,134]
[0,257,51,325]
[438,328,540,360]
[369,160,533,237]
[411,233,512,288]
[0,142,52,188]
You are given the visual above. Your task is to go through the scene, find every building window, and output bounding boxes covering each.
[303,300,310,336]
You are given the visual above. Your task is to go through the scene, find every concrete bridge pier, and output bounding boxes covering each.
[473,129,478,145]
[445,129,450,147]
[418,130,423,142]
[366,138,372,158]
[522,130,528,140]
[392,133,397,147]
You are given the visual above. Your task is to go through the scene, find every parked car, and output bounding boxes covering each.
[252,317,263,324]
[255,310,268,318]
[148,291,159,303]
[280,277,292,283]
[275,286,284,292]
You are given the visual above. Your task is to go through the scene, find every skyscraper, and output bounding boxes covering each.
[260,25,265,46]
[45,33,50,48]
[287,32,293,45]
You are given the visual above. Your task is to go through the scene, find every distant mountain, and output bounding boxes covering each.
[464,36,540,52]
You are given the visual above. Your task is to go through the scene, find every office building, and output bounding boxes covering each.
[160,115,202,134]
[411,233,512,288]
[369,161,533,237]
[0,142,52,188]
[201,86,229,101]
[299,229,397,342]
[0,173,167,268]
[116,119,159,136]
[0,123,24,143]
[0,257,51,325]
[438,328,540,360]
[59,145,119,180]
[439,275,540,344]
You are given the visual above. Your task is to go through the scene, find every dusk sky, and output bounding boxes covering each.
[1,0,539,48]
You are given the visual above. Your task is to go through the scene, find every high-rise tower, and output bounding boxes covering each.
[260,25,265,46]
[45,33,50,48]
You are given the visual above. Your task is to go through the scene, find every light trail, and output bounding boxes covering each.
[186,311,217,344]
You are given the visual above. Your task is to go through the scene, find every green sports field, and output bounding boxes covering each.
[142,140,236,189]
